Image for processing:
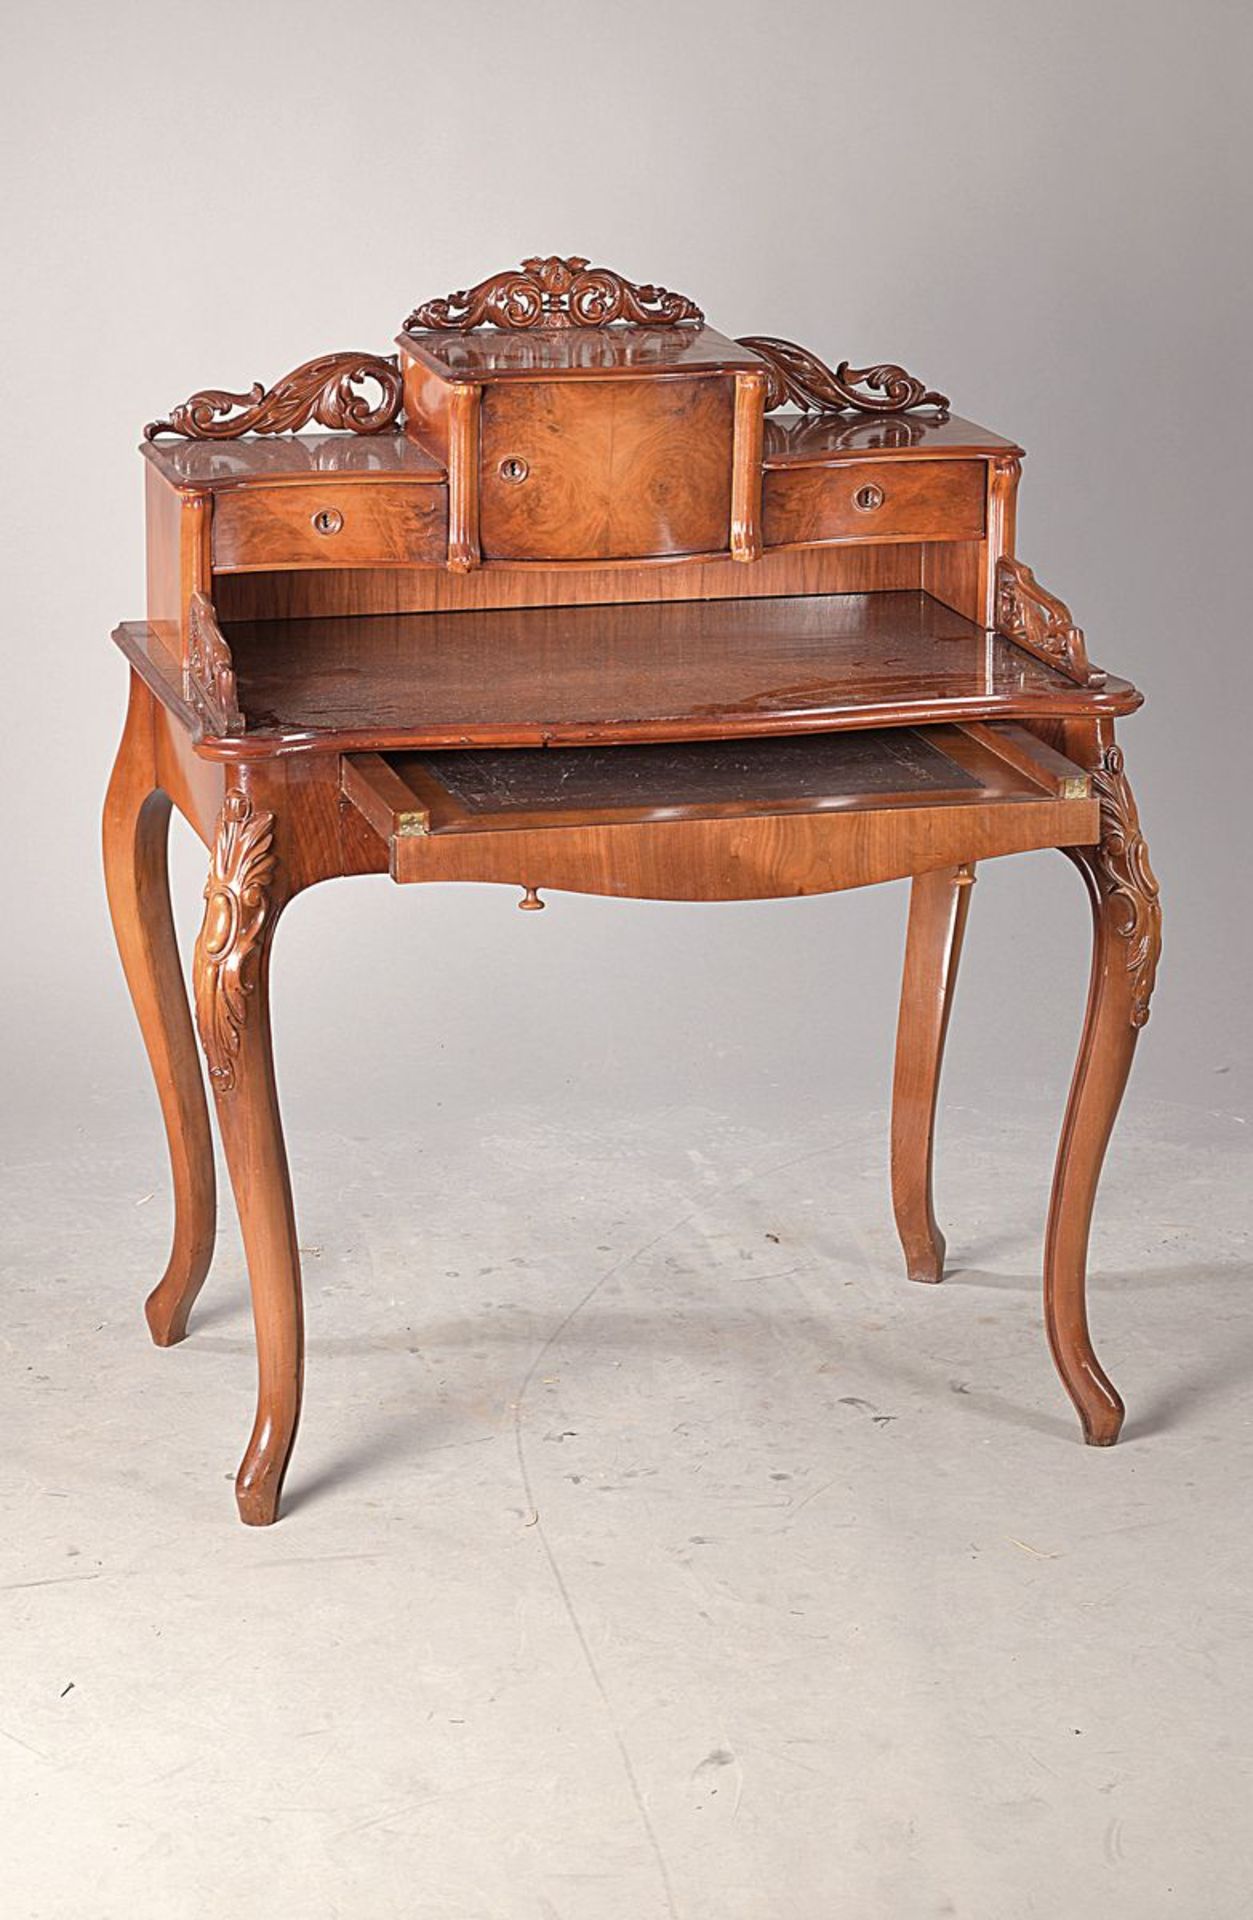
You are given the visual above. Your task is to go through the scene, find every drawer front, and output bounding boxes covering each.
[341,725,1097,901]
[212,482,448,571]
[763,459,985,548]
[479,376,734,563]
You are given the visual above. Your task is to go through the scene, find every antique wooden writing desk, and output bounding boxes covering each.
[105,255,1161,1524]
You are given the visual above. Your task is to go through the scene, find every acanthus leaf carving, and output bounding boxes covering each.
[186,591,244,736]
[995,557,1106,688]
[1089,745,1161,1028]
[404,255,705,332]
[194,790,277,1093]
[145,352,403,440]
[736,335,949,415]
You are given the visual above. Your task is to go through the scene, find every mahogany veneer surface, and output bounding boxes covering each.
[207,589,1138,752]
[112,258,1163,1528]
[400,323,764,381]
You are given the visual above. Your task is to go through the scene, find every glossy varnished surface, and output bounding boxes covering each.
[763,411,1022,465]
[113,270,1161,1521]
[763,459,985,547]
[153,590,1140,756]
[340,720,1100,899]
[401,324,764,381]
[212,481,448,571]
[142,433,445,489]
[478,376,734,562]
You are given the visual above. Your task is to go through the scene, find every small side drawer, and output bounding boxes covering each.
[212,482,448,572]
[763,459,985,549]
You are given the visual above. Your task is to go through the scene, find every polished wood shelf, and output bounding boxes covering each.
[115,589,1140,759]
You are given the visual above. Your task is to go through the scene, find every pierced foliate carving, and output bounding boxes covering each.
[1089,746,1162,1028]
[194,791,277,1093]
[186,592,244,736]
[736,335,949,414]
[145,353,403,440]
[995,558,1106,688]
[404,255,704,331]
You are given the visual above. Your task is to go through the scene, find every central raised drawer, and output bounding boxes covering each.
[478,375,735,562]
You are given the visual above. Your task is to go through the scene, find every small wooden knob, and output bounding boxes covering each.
[518,886,544,911]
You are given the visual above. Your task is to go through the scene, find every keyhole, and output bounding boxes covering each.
[312,507,344,535]
[499,457,529,484]
[853,484,885,513]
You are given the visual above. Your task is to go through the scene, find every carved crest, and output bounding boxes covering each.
[145,352,403,440]
[736,336,949,415]
[404,256,705,332]
[194,791,277,1093]
[1090,746,1161,1028]
[186,592,244,736]
[995,558,1106,688]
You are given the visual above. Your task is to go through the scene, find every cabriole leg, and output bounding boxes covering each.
[193,785,303,1525]
[1047,744,1161,1444]
[891,863,975,1283]
[102,678,216,1345]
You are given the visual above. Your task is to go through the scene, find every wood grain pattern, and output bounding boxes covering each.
[478,376,734,562]
[764,413,1020,464]
[145,467,210,653]
[1044,737,1161,1444]
[892,864,974,1283]
[764,460,985,549]
[103,677,217,1346]
[378,786,1096,899]
[211,482,448,573]
[122,592,1142,761]
[212,539,926,622]
[730,372,767,562]
[110,268,1163,1517]
[142,433,445,489]
[192,777,304,1524]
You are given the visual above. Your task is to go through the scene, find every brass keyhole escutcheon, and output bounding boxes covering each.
[311,507,344,535]
[853,483,885,513]
[499,457,529,484]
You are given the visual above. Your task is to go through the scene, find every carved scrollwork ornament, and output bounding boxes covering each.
[194,791,277,1093]
[1090,745,1162,1028]
[145,352,403,440]
[186,592,244,736]
[404,255,705,331]
[995,558,1106,688]
[736,335,949,415]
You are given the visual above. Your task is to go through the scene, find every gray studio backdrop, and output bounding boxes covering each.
[1,0,1248,1171]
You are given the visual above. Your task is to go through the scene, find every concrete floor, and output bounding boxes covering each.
[3,1093,1250,1918]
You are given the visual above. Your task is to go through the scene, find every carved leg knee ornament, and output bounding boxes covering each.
[1046,742,1161,1444]
[194,786,304,1524]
